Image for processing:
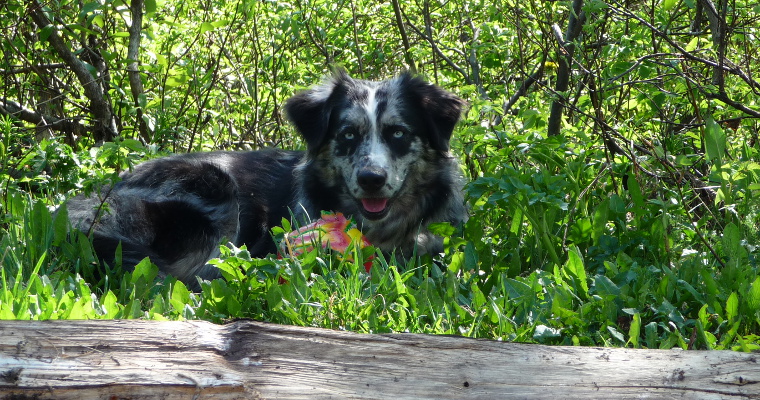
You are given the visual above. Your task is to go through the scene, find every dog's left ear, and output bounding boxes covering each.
[401,74,466,152]
[285,70,349,153]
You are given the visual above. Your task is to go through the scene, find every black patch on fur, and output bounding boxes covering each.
[333,126,360,157]
[398,73,465,152]
[144,200,217,264]
[383,125,414,158]
[284,71,351,155]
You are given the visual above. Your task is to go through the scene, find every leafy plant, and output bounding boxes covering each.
[1,0,759,351]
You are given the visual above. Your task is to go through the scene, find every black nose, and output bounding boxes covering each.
[357,168,387,191]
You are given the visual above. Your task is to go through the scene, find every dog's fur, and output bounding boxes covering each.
[66,71,466,285]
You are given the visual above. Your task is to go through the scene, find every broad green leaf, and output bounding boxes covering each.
[39,24,56,41]
[200,22,215,33]
[391,266,407,295]
[628,313,641,348]
[52,204,68,246]
[101,291,120,318]
[662,0,678,10]
[645,322,659,348]
[747,278,760,311]
[627,174,646,217]
[721,223,746,262]
[428,222,456,236]
[533,325,561,340]
[145,0,157,14]
[592,198,609,245]
[564,246,588,297]
[705,116,726,164]
[171,281,191,312]
[607,326,626,343]
[150,295,167,315]
[464,241,479,269]
[695,319,715,350]
[131,258,159,285]
[685,37,699,52]
[726,292,739,322]
[81,2,102,16]
[266,284,284,311]
[502,278,532,300]
[594,275,620,299]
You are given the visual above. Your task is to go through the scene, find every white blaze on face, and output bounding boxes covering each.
[360,88,392,178]
[325,77,427,218]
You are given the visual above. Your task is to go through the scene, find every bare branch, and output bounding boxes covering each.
[0,99,81,132]
[698,0,728,88]
[128,0,149,142]
[27,0,117,142]
[0,63,67,74]
[390,0,416,73]
[349,0,364,77]
[465,19,488,99]
[705,91,760,118]
[403,17,470,83]
[493,60,546,126]
[547,0,587,137]
[608,0,760,93]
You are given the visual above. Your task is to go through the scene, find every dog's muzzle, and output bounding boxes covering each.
[357,168,390,219]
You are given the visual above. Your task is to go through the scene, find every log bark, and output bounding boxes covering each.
[0,320,759,399]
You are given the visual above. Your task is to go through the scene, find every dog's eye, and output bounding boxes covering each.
[344,132,355,140]
[392,130,404,139]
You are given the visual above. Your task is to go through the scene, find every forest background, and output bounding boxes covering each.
[1,0,759,350]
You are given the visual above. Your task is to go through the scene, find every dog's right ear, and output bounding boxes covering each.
[285,70,349,153]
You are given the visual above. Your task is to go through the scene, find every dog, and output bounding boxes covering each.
[66,70,466,286]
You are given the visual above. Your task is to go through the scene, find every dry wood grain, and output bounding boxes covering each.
[0,320,758,399]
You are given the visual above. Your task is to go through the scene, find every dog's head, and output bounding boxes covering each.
[285,70,465,222]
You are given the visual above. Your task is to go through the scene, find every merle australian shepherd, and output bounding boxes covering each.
[66,70,466,286]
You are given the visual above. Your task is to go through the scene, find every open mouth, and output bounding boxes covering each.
[359,197,390,220]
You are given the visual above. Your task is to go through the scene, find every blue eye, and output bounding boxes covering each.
[393,130,404,139]
[344,132,355,140]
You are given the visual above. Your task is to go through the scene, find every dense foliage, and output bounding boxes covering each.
[2,0,759,350]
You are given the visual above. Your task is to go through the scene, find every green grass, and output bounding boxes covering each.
[2,128,759,351]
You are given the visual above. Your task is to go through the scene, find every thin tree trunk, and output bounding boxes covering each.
[547,0,586,136]
[128,0,150,142]
[391,0,416,73]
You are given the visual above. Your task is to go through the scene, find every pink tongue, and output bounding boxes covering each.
[361,198,388,213]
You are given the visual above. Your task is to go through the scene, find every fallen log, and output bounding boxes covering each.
[0,320,758,399]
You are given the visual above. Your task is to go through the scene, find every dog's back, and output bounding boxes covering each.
[66,149,302,283]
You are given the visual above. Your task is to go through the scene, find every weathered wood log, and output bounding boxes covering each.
[0,320,758,399]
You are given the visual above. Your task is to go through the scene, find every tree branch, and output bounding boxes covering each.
[390,0,416,73]
[403,17,470,83]
[608,0,760,93]
[547,0,587,137]
[128,0,149,142]
[705,91,760,118]
[503,60,545,114]
[465,19,488,99]
[27,0,117,142]
[0,63,67,75]
[492,59,546,127]
[0,99,81,132]
[699,0,728,88]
